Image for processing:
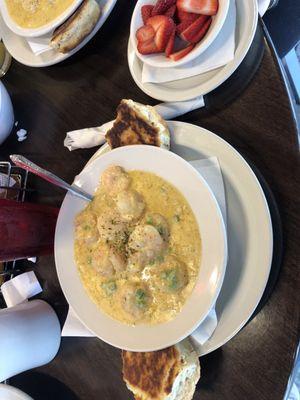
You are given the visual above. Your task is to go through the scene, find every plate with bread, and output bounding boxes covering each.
[55,99,272,400]
[80,100,272,357]
[0,0,118,67]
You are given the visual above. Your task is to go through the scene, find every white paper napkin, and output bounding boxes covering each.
[258,0,271,16]
[1,271,42,308]
[64,97,205,151]
[62,156,226,344]
[0,173,16,198]
[62,306,93,337]
[26,31,53,56]
[142,0,236,84]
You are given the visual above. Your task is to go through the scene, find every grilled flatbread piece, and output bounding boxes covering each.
[122,339,200,400]
[50,0,101,54]
[105,99,170,150]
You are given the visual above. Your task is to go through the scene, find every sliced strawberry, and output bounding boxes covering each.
[147,15,175,52]
[165,28,176,56]
[176,20,192,34]
[169,44,194,60]
[141,5,154,24]
[177,0,218,15]
[180,15,209,42]
[152,0,176,16]
[176,9,199,23]
[136,25,155,42]
[183,16,212,43]
[137,38,159,54]
[164,4,176,18]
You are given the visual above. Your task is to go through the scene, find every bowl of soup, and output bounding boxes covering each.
[55,145,227,351]
[0,0,83,37]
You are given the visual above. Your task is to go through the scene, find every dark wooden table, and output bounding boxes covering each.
[1,1,299,398]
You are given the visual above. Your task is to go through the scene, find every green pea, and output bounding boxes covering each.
[101,281,117,296]
[161,269,179,290]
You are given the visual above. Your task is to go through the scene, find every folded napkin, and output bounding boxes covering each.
[62,156,227,348]
[26,31,53,56]
[142,0,236,84]
[258,0,271,16]
[0,173,16,198]
[1,271,42,308]
[64,97,205,151]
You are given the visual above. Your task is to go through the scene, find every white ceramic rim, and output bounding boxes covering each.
[0,0,83,38]
[0,0,118,67]
[87,121,273,355]
[55,145,227,351]
[130,0,230,68]
[127,0,258,101]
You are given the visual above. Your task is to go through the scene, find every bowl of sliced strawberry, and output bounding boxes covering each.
[131,0,230,68]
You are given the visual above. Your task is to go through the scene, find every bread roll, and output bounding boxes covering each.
[122,338,200,400]
[106,99,170,150]
[50,0,101,54]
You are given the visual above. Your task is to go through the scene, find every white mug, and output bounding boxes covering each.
[0,300,61,382]
[0,81,14,145]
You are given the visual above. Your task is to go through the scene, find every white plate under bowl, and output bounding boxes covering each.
[130,0,229,68]
[0,0,83,38]
[0,0,118,67]
[127,0,258,101]
[88,121,273,355]
[55,145,227,351]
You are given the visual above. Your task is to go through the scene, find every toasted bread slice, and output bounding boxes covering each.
[122,339,200,400]
[105,99,170,150]
[50,0,101,54]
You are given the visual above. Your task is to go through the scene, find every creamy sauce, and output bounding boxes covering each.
[6,0,75,29]
[74,169,201,325]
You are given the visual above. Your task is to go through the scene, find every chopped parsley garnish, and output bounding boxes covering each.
[146,216,154,225]
[135,289,147,308]
[157,225,164,236]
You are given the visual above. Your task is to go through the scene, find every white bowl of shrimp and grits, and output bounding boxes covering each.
[55,145,227,351]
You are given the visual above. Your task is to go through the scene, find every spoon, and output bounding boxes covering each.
[10,155,93,202]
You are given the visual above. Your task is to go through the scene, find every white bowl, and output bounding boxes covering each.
[130,0,230,68]
[0,0,83,38]
[55,145,227,351]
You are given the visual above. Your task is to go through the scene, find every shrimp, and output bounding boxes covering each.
[101,165,131,196]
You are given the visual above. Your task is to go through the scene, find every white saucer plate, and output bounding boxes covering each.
[88,121,273,355]
[127,0,258,101]
[0,0,118,67]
